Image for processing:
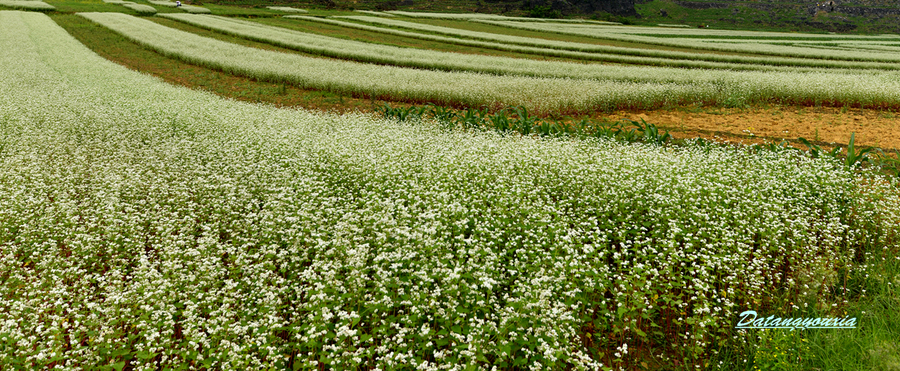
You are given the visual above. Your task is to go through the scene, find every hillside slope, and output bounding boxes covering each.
[638,0,900,33]
[193,0,900,33]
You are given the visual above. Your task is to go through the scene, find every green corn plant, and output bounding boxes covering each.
[400,107,415,121]
[413,106,430,120]
[375,103,388,116]
[532,121,550,136]
[515,120,532,136]
[533,120,551,137]
[626,118,671,145]
[490,109,512,133]
[845,132,874,169]
[797,137,822,158]
[797,137,841,159]
[557,120,577,136]
[513,106,538,136]
[427,104,457,125]
[591,121,621,140]
[550,121,565,136]
[513,106,534,123]
[872,149,900,178]
[572,119,590,137]
[643,123,671,146]
[380,105,428,122]
[618,125,640,142]
[376,103,402,121]
[459,108,485,131]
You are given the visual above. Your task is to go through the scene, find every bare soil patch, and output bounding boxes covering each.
[597,106,900,150]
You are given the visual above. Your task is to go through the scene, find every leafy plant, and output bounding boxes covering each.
[630,118,672,146]
[873,149,900,179]
[797,137,840,159]
[752,330,813,371]
[527,5,562,19]
[845,132,874,169]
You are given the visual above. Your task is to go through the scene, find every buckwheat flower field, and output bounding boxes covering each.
[170,13,793,72]
[321,15,897,71]
[78,12,900,112]
[0,0,54,11]
[119,2,156,15]
[80,12,719,114]
[472,20,900,63]
[68,13,900,113]
[2,8,899,371]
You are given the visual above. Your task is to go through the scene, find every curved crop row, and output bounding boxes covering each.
[383,10,620,24]
[121,2,157,15]
[163,13,809,76]
[79,12,724,114]
[0,0,54,11]
[508,21,899,40]
[473,20,900,63]
[291,15,810,71]
[323,15,900,70]
[83,13,900,112]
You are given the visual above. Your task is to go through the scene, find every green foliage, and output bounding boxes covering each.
[722,92,750,109]
[631,118,671,146]
[873,150,900,179]
[374,103,429,122]
[797,137,841,160]
[798,133,875,170]
[527,5,561,19]
[751,330,813,371]
[632,0,872,34]
[376,104,674,145]
[845,132,874,169]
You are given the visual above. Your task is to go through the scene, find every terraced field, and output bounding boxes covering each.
[62,5,900,147]
[1,3,899,371]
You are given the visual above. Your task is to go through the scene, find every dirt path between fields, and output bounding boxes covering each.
[596,106,900,151]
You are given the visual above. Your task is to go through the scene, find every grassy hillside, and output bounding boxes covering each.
[178,0,900,33]
[31,0,900,33]
[634,0,900,34]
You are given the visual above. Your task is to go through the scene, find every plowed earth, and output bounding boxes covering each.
[599,106,900,151]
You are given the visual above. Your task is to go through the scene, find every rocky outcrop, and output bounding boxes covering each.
[831,6,900,17]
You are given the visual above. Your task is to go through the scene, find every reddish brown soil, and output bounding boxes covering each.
[597,106,900,150]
